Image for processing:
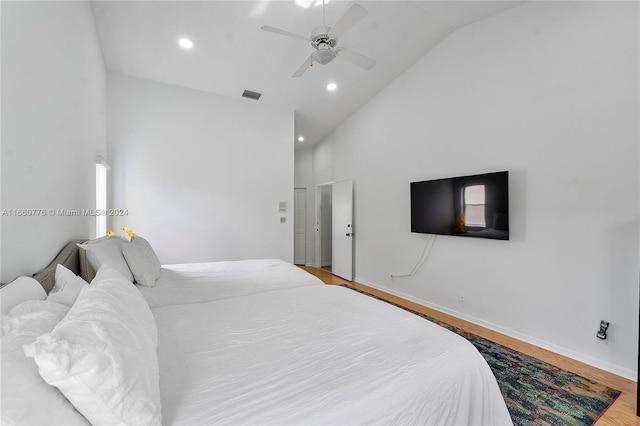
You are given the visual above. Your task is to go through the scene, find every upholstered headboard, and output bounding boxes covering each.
[31,240,87,293]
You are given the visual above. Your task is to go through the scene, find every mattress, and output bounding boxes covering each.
[153,283,513,425]
[138,259,323,308]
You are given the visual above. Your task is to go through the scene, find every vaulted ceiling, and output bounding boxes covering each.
[92,1,523,149]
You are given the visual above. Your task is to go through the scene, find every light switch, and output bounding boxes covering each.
[278,201,287,212]
[280,217,286,223]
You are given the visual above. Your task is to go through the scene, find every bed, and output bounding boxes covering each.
[1,238,513,425]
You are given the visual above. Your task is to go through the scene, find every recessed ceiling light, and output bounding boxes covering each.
[295,0,329,9]
[178,38,193,49]
[327,82,337,91]
[297,136,305,142]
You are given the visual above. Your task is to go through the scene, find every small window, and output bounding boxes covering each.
[96,156,110,238]
[464,185,486,227]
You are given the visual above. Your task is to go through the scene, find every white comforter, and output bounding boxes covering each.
[138,259,323,308]
[152,280,512,425]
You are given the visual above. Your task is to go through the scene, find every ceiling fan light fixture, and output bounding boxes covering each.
[312,49,335,65]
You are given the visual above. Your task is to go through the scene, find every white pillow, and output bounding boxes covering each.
[24,264,161,426]
[1,315,10,338]
[1,300,89,426]
[46,265,88,307]
[123,236,161,287]
[3,299,69,337]
[0,276,47,315]
[77,236,134,282]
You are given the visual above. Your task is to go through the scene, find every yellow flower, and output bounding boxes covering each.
[122,227,136,237]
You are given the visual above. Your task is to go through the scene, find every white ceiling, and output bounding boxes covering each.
[91,0,523,149]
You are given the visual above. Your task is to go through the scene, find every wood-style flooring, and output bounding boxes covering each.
[299,265,640,426]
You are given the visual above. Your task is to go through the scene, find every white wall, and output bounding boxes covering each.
[312,1,639,378]
[107,73,294,264]
[294,148,316,265]
[1,1,107,282]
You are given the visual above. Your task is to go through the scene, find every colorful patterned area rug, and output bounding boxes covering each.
[340,285,621,425]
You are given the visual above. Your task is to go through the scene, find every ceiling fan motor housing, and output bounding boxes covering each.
[310,26,337,64]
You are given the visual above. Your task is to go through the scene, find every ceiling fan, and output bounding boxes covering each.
[261,1,376,77]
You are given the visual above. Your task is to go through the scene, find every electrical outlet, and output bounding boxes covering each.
[458,291,465,302]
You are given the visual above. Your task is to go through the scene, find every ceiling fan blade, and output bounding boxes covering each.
[335,47,376,70]
[329,4,368,39]
[292,56,313,78]
[260,26,309,42]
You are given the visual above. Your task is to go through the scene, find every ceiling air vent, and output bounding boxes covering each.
[242,90,262,101]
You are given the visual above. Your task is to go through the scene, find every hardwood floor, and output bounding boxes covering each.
[299,266,640,425]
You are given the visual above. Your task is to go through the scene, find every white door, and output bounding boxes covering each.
[294,188,306,265]
[332,180,353,280]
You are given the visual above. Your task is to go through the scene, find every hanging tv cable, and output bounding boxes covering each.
[391,235,437,278]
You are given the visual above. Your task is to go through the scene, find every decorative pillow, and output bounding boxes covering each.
[78,236,109,282]
[77,236,134,282]
[0,276,47,315]
[116,228,132,242]
[46,265,89,307]
[78,245,94,282]
[24,264,161,426]
[106,228,135,241]
[1,300,89,426]
[122,236,161,287]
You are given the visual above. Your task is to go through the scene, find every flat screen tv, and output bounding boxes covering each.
[411,171,509,240]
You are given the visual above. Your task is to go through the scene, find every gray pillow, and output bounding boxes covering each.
[78,247,96,283]
[122,236,161,287]
[77,237,134,282]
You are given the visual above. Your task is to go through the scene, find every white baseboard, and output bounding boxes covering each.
[354,276,637,382]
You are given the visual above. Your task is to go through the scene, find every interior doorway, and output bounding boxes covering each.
[331,180,353,281]
[315,180,353,281]
[316,184,333,271]
[294,188,307,265]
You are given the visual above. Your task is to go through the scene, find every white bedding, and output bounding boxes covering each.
[153,283,513,425]
[138,259,323,308]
